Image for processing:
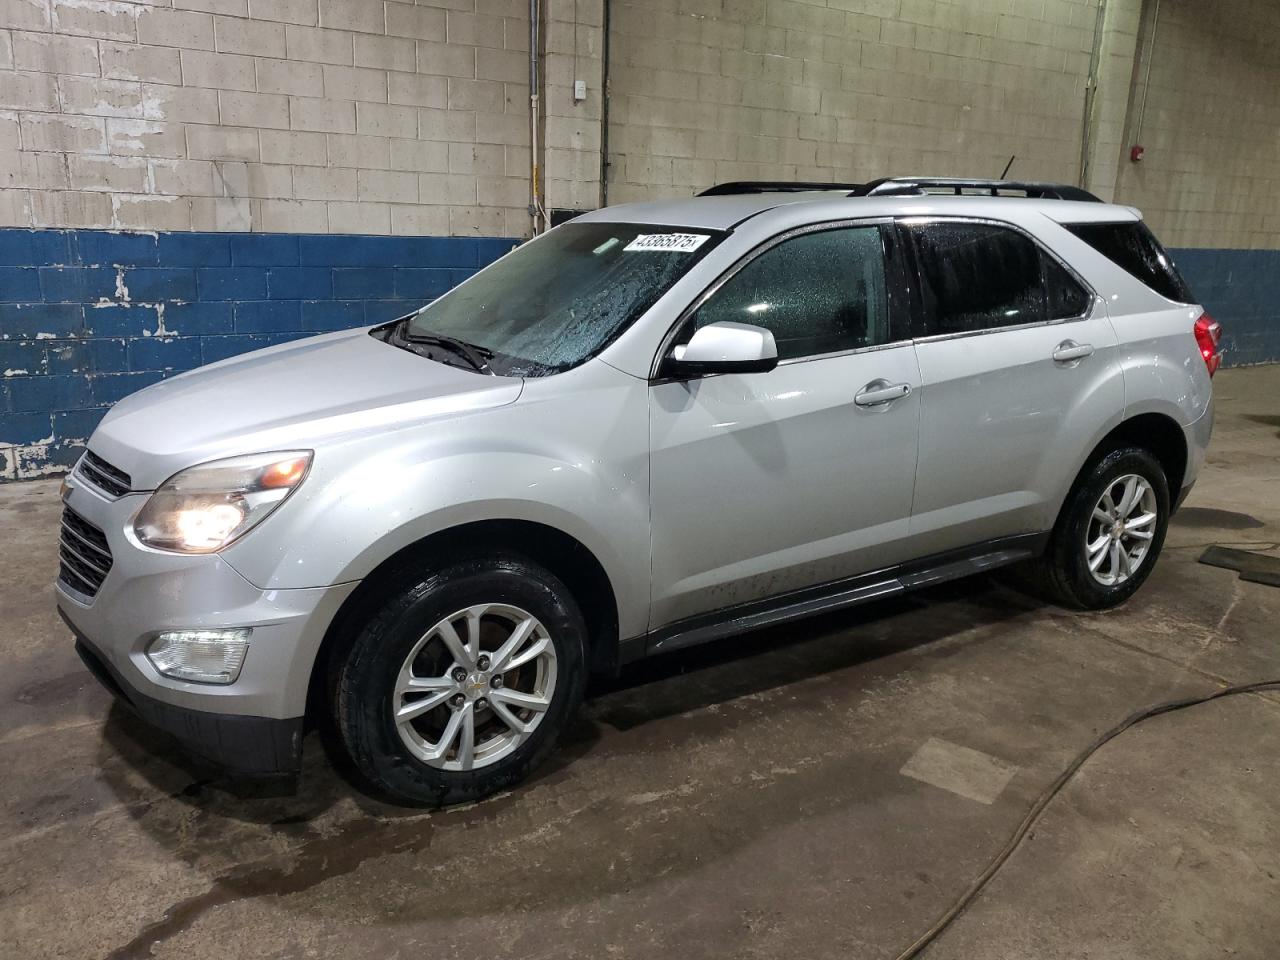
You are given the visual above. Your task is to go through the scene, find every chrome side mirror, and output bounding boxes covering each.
[663,321,779,377]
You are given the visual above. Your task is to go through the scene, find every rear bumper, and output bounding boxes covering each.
[69,618,302,775]
[1175,395,1214,511]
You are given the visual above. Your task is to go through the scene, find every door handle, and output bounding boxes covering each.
[1052,340,1094,363]
[854,380,912,407]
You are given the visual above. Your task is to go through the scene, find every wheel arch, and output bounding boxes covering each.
[1095,412,1188,500]
[1054,411,1188,536]
[307,518,622,727]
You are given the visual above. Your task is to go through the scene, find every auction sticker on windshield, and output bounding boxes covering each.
[624,233,710,253]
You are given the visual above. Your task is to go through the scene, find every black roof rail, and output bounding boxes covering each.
[697,177,1103,202]
[858,177,1101,202]
[698,181,866,196]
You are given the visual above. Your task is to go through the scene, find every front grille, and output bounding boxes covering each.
[77,451,132,498]
[59,507,113,598]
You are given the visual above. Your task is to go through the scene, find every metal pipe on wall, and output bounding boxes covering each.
[528,0,546,234]
[599,0,612,208]
[1078,0,1107,188]
[1133,0,1163,145]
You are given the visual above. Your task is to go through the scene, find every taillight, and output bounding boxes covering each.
[1194,313,1222,376]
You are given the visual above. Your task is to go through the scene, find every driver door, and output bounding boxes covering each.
[648,222,922,630]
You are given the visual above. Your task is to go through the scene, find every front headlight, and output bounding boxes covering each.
[133,451,312,554]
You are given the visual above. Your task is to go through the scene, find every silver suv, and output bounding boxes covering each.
[57,177,1219,806]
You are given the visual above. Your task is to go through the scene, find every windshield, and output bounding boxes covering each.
[403,222,723,376]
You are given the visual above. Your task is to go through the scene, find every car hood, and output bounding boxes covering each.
[89,327,524,490]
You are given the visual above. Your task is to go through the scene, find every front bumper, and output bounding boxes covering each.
[56,471,358,771]
[68,620,303,774]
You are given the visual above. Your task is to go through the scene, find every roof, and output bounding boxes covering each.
[575,192,834,231]
[575,191,1142,232]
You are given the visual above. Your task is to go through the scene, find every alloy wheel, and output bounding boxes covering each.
[1084,473,1158,586]
[391,603,557,771]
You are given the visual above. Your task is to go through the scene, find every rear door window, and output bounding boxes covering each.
[1063,221,1194,303]
[905,221,1046,334]
[904,220,1091,336]
[1043,252,1091,319]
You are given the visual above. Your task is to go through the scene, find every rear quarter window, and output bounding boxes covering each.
[1064,221,1195,304]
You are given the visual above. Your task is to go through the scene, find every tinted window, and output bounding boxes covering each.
[907,222,1047,334]
[1043,252,1091,319]
[691,226,890,361]
[1065,221,1194,303]
[405,222,722,376]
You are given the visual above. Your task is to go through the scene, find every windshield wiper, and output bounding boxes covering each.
[400,324,494,375]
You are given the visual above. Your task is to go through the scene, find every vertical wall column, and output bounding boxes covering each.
[1082,0,1145,202]
[541,0,606,216]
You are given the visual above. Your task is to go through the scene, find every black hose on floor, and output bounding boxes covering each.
[893,678,1280,960]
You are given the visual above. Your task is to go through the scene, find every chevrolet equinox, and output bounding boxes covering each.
[57,177,1220,806]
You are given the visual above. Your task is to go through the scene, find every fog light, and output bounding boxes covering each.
[146,628,251,684]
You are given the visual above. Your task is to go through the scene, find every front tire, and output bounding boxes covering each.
[1034,446,1170,610]
[333,554,588,806]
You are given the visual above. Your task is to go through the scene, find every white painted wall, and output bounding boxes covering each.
[1114,0,1280,248]
[0,0,535,237]
[2,0,1278,246]
[604,0,1100,203]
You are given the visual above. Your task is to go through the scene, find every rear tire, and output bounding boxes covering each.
[333,554,587,807]
[1030,446,1170,610]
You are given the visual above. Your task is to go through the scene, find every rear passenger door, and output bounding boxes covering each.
[901,218,1124,555]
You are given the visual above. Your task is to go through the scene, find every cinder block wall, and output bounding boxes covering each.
[0,0,534,236]
[1115,0,1280,367]
[0,228,515,478]
[604,0,1097,201]
[1115,0,1279,248]
[0,0,535,478]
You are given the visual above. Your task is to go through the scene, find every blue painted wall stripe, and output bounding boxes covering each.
[1,228,517,480]
[1170,248,1280,369]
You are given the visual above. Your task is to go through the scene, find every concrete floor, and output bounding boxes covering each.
[2,366,1279,960]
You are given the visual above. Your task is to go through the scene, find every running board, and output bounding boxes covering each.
[634,535,1046,661]
[649,578,903,655]
[896,545,1035,589]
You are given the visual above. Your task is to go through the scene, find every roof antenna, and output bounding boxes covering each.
[999,155,1016,179]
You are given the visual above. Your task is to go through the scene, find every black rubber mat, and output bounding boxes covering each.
[1198,546,1280,587]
